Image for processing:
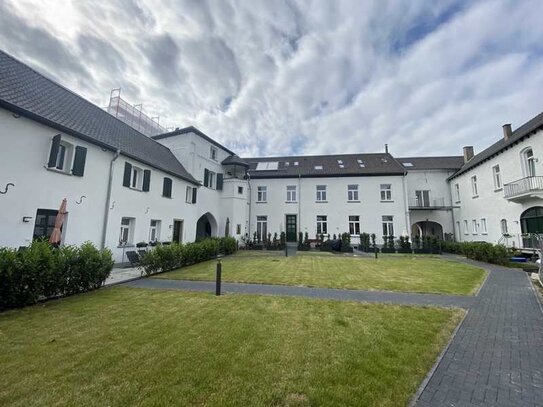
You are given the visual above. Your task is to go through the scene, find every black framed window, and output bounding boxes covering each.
[33,209,58,240]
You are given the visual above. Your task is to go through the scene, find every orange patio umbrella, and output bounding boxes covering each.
[49,198,67,245]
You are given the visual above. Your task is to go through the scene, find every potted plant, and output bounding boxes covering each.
[381,235,396,253]
[397,236,412,254]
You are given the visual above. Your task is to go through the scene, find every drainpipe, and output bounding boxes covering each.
[101,149,121,249]
[401,172,411,240]
[298,174,302,239]
[247,172,252,239]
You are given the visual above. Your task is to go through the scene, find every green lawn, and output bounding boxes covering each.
[0,287,462,406]
[154,253,486,295]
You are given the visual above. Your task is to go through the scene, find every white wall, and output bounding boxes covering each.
[450,129,543,245]
[248,175,408,244]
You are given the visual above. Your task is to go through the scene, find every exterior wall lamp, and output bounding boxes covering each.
[23,216,33,223]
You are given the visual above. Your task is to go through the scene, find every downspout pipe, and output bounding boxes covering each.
[401,171,411,241]
[247,172,252,239]
[101,149,121,249]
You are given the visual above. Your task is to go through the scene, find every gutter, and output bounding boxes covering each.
[101,149,121,249]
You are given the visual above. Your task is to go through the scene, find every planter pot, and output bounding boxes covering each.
[252,245,263,250]
[381,248,396,253]
[341,247,354,253]
[397,249,413,254]
[413,248,431,254]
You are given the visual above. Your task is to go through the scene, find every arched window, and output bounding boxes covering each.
[500,219,508,235]
[521,147,536,177]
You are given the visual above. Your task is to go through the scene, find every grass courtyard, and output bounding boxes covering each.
[0,286,463,406]
[154,252,486,295]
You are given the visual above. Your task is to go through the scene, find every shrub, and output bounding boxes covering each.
[359,233,370,251]
[0,241,113,309]
[441,241,509,265]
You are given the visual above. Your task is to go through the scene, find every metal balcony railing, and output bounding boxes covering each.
[503,176,543,199]
[408,197,446,209]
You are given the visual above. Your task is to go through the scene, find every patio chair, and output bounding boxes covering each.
[137,250,147,259]
[126,251,140,267]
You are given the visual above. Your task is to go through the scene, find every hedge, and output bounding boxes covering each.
[139,237,237,276]
[441,241,510,265]
[0,240,114,309]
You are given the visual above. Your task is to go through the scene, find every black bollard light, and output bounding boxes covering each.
[374,246,378,259]
[216,258,222,296]
[285,243,288,257]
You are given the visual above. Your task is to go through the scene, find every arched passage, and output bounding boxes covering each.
[520,207,543,234]
[411,221,443,240]
[196,212,218,241]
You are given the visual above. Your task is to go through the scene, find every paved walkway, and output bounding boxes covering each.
[105,266,142,286]
[124,278,475,308]
[415,258,543,407]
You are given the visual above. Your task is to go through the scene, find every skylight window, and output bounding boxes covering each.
[256,161,279,171]
[339,164,345,168]
[314,165,323,170]
[284,162,290,166]
[357,159,363,164]
[294,161,299,166]
[359,163,365,168]
[403,162,414,167]
[337,159,343,164]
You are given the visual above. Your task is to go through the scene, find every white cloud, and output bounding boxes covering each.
[0,0,542,158]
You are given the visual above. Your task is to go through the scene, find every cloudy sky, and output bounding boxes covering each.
[1,0,542,158]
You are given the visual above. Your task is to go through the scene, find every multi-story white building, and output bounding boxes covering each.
[1,49,543,261]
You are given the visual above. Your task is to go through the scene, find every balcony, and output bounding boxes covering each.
[408,197,448,210]
[503,176,543,202]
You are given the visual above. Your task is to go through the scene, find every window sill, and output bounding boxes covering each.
[45,166,72,176]
[256,201,267,204]
[162,196,172,199]
[472,195,479,199]
[285,201,298,204]
[494,188,503,192]
[117,244,135,248]
[315,201,328,203]
[455,201,461,204]
[127,186,144,192]
[347,200,361,203]
[380,200,394,203]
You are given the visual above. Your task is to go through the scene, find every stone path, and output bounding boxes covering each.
[125,278,475,308]
[415,258,543,406]
[105,266,142,286]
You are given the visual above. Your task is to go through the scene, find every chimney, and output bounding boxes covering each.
[385,144,389,154]
[463,146,474,163]
[502,123,512,141]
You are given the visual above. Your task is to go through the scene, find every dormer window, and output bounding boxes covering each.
[256,162,279,170]
[210,146,218,161]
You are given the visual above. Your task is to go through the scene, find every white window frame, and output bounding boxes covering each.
[349,215,360,235]
[454,183,460,202]
[257,186,267,203]
[119,217,135,245]
[415,190,430,207]
[131,166,144,190]
[347,184,359,201]
[256,216,268,241]
[463,220,469,235]
[380,184,392,201]
[185,186,193,203]
[492,165,502,190]
[471,176,478,197]
[382,215,394,236]
[210,146,218,161]
[286,185,297,202]
[316,215,328,235]
[316,185,327,202]
[480,218,487,234]
[149,219,161,242]
[500,219,508,235]
[472,219,478,235]
[521,148,536,177]
[456,221,461,238]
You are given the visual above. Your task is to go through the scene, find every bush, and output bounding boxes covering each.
[441,241,509,265]
[139,237,238,276]
[0,241,113,309]
[359,233,371,251]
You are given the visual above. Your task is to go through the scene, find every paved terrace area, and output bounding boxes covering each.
[121,255,543,406]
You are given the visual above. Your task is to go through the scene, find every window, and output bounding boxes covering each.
[162,177,172,198]
[131,167,143,189]
[380,184,392,201]
[33,209,58,240]
[119,217,135,245]
[185,186,197,204]
[286,185,297,202]
[348,184,359,201]
[316,215,328,234]
[236,224,241,235]
[480,218,487,234]
[149,220,161,242]
[492,165,502,190]
[256,216,268,241]
[501,219,508,235]
[316,185,327,201]
[382,216,394,236]
[403,162,414,167]
[257,186,267,202]
[349,215,360,235]
[256,162,279,170]
[122,162,150,191]
[238,186,244,195]
[463,220,469,235]
[314,165,323,170]
[454,183,460,202]
[415,190,430,207]
[203,169,216,189]
[471,176,478,197]
[522,148,536,177]
[472,219,478,234]
[210,146,218,161]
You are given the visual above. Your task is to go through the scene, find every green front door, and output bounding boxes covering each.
[286,215,297,242]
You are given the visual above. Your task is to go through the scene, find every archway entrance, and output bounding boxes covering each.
[196,212,218,241]
[411,221,443,240]
[520,207,543,234]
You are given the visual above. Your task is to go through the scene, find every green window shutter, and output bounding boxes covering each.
[163,177,172,198]
[72,146,87,176]
[142,170,151,192]
[122,162,132,187]
[47,134,61,167]
[192,187,197,204]
[216,173,223,190]
[204,169,209,187]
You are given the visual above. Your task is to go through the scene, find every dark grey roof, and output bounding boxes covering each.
[0,50,198,184]
[222,155,250,167]
[398,156,464,171]
[153,126,236,156]
[449,111,543,180]
[243,153,406,178]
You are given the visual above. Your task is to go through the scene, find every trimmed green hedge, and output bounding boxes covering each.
[441,241,510,265]
[0,241,114,309]
[139,237,237,276]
